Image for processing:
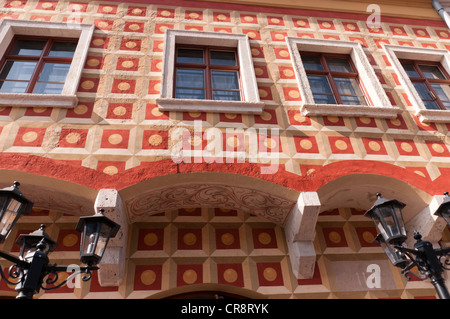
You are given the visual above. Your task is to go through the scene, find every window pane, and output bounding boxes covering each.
[0,61,37,81]
[334,77,361,95]
[210,51,236,66]
[442,102,450,110]
[431,83,450,103]
[402,63,419,78]
[341,95,366,105]
[211,70,239,90]
[302,56,323,71]
[307,75,333,94]
[176,88,205,99]
[413,82,433,100]
[326,57,353,73]
[10,40,46,56]
[33,82,64,94]
[213,90,240,101]
[312,94,336,104]
[0,80,29,93]
[177,49,204,64]
[38,63,70,82]
[413,82,440,109]
[176,69,204,88]
[48,42,77,58]
[419,65,445,80]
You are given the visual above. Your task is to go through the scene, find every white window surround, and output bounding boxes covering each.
[156,29,264,114]
[0,19,94,108]
[384,44,450,123]
[286,37,401,119]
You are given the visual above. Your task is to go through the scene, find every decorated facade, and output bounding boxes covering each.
[0,0,449,299]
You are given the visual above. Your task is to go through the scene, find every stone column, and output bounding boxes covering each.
[94,189,128,287]
[284,192,321,279]
[405,194,448,248]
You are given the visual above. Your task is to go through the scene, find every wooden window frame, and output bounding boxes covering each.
[399,59,450,111]
[0,35,78,94]
[173,45,242,101]
[301,52,369,106]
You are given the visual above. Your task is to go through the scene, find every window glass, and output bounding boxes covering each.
[48,42,77,58]
[38,63,71,82]
[431,83,450,109]
[413,82,439,109]
[307,75,336,104]
[175,68,205,99]
[210,51,236,66]
[326,57,353,73]
[401,63,420,78]
[302,55,323,71]
[33,82,65,94]
[419,65,446,80]
[211,70,240,101]
[177,49,204,64]
[0,61,37,81]
[334,77,367,105]
[10,40,46,56]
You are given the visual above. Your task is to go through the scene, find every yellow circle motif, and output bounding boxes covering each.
[140,270,156,285]
[22,131,38,143]
[258,232,272,245]
[221,233,235,246]
[63,234,78,247]
[183,232,197,246]
[183,269,197,284]
[263,267,277,282]
[103,166,118,175]
[223,269,238,283]
[144,233,158,246]
[108,133,123,145]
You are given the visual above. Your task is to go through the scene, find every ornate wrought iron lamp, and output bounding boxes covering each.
[365,193,450,299]
[0,182,120,299]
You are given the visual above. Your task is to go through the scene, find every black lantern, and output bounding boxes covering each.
[76,209,120,266]
[15,225,58,259]
[434,192,450,226]
[0,182,33,243]
[364,193,407,245]
[374,234,409,268]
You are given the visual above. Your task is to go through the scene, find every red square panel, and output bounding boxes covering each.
[252,228,277,249]
[216,228,240,249]
[217,264,244,287]
[178,228,202,250]
[177,264,203,286]
[257,262,284,286]
[134,265,162,290]
[323,227,348,247]
[137,228,164,250]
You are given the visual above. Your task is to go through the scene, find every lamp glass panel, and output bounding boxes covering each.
[0,198,21,237]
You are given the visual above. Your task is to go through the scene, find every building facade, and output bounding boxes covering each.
[0,0,449,299]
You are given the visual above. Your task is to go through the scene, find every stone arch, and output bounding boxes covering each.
[316,173,432,222]
[0,170,97,216]
[119,172,300,225]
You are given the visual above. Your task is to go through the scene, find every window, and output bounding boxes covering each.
[175,46,241,101]
[0,37,78,95]
[302,52,368,106]
[156,29,264,114]
[400,60,450,110]
[0,19,94,108]
[286,37,401,119]
[384,45,450,123]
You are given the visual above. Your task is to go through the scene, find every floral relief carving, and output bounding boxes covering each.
[126,184,295,224]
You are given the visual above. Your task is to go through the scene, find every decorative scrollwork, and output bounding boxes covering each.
[0,264,23,286]
[41,268,94,291]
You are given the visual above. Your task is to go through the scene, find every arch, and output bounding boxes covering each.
[0,169,97,216]
[149,284,266,299]
[317,173,433,222]
[120,172,300,225]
